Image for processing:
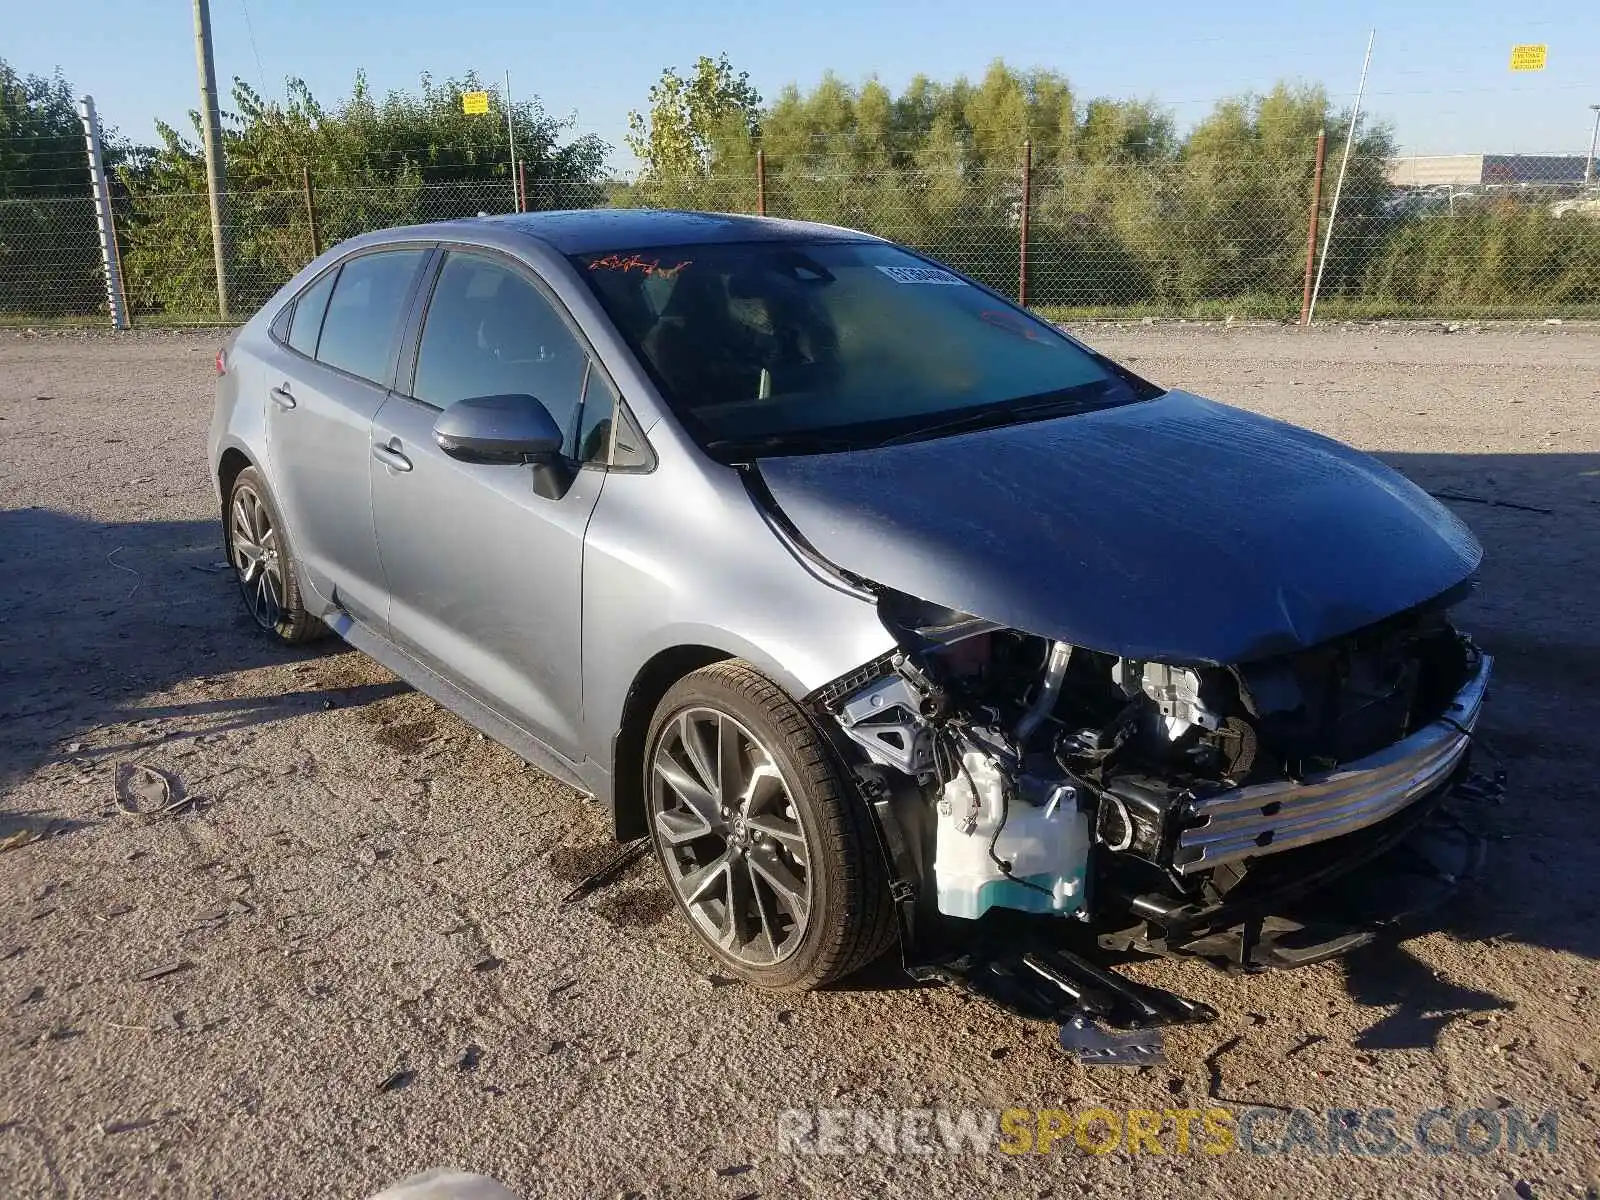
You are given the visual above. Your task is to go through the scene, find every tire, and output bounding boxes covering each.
[644,660,897,991]
[223,466,327,644]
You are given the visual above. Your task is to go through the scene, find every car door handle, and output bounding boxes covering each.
[371,443,413,472]
[269,384,296,410]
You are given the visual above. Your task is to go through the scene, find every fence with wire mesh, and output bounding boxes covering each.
[4,142,1600,327]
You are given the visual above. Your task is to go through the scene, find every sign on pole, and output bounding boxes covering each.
[1509,44,1548,72]
[461,90,490,115]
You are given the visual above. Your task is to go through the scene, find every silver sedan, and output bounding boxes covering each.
[211,209,1489,993]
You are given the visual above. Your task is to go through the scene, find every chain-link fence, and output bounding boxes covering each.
[5,145,1600,327]
[0,194,105,325]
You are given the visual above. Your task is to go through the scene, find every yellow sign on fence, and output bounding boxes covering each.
[1509,44,1548,72]
[461,90,491,115]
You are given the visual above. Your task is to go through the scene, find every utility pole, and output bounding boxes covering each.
[193,0,230,320]
[1586,105,1600,189]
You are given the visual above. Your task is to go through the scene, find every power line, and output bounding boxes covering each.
[237,0,267,92]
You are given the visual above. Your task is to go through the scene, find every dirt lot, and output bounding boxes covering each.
[2,322,1598,1199]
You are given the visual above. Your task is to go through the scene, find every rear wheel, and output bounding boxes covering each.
[224,466,326,644]
[645,661,896,990]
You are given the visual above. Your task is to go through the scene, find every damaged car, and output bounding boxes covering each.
[211,209,1493,1004]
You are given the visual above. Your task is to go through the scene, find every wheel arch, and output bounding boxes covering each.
[217,446,254,517]
[610,644,732,840]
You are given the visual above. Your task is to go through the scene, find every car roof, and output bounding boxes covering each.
[479,208,882,255]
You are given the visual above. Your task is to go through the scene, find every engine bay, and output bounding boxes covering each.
[815,587,1487,964]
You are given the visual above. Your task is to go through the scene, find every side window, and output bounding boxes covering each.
[576,367,615,464]
[287,267,337,358]
[315,250,427,384]
[269,299,294,344]
[412,252,589,445]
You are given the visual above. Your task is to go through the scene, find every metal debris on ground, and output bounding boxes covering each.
[559,839,651,905]
[135,960,193,982]
[1058,1017,1167,1067]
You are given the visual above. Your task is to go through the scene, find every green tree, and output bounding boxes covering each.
[624,53,761,181]
[0,58,147,318]
[120,71,608,316]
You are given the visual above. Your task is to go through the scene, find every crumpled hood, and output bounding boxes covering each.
[755,391,1482,664]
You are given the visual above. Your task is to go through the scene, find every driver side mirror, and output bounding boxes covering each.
[432,393,574,499]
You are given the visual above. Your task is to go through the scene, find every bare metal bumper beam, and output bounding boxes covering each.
[1173,650,1492,874]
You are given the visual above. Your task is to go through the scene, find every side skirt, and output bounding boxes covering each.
[326,608,594,798]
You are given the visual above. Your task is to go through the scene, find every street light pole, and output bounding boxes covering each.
[1586,105,1600,189]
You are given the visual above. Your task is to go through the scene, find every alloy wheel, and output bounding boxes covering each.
[229,484,284,630]
[650,706,812,966]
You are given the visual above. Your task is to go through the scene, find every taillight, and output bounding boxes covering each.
[215,348,228,376]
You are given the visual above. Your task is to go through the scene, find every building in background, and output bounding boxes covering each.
[1388,153,1595,188]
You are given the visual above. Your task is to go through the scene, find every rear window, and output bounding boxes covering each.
[315,249,427,385]
[572,240,1152,456]
[287,268,336,358]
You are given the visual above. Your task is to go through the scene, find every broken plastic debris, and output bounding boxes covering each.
[115,763,193,820]
[1058,1017,1167,1067]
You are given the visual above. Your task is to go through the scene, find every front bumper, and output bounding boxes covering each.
[1173,649,1491,874]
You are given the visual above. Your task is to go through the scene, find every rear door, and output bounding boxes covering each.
[262,246,430,623]
[368,247,619,759]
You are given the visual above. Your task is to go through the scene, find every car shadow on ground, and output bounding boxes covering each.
[0,506,411,799]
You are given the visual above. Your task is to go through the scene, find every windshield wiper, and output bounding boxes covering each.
[703,432,867,459]
[875,387,1121,447]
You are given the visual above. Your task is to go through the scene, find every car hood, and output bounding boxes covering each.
[754,390,1482,664]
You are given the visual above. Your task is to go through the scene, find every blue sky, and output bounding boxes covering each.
[9,0,1599,168]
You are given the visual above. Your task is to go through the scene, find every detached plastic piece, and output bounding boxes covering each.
[912,945,1218,1030]
[1058,1017,1167,1067]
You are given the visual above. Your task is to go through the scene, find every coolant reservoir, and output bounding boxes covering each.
[934,748,1090,920]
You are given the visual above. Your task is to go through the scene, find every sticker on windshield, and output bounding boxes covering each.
[874,264,966,286]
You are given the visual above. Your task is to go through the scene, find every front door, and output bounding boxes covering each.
[369,249,617,760]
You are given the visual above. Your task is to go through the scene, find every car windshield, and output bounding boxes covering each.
[572,240,1159,458]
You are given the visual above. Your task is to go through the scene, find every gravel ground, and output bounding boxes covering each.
[1,322,1598,1199]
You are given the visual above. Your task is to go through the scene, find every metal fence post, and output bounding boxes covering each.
[1018,139,1032,307]
[301,164,321,258]
[78,95,128,331]
[756,149,767,216]
[1299,130,1327,326]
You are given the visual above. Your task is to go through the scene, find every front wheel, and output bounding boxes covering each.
[645,661,896,991]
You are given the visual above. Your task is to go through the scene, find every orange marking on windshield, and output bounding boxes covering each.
[979,309,1047,341]
[588,253,693,278]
